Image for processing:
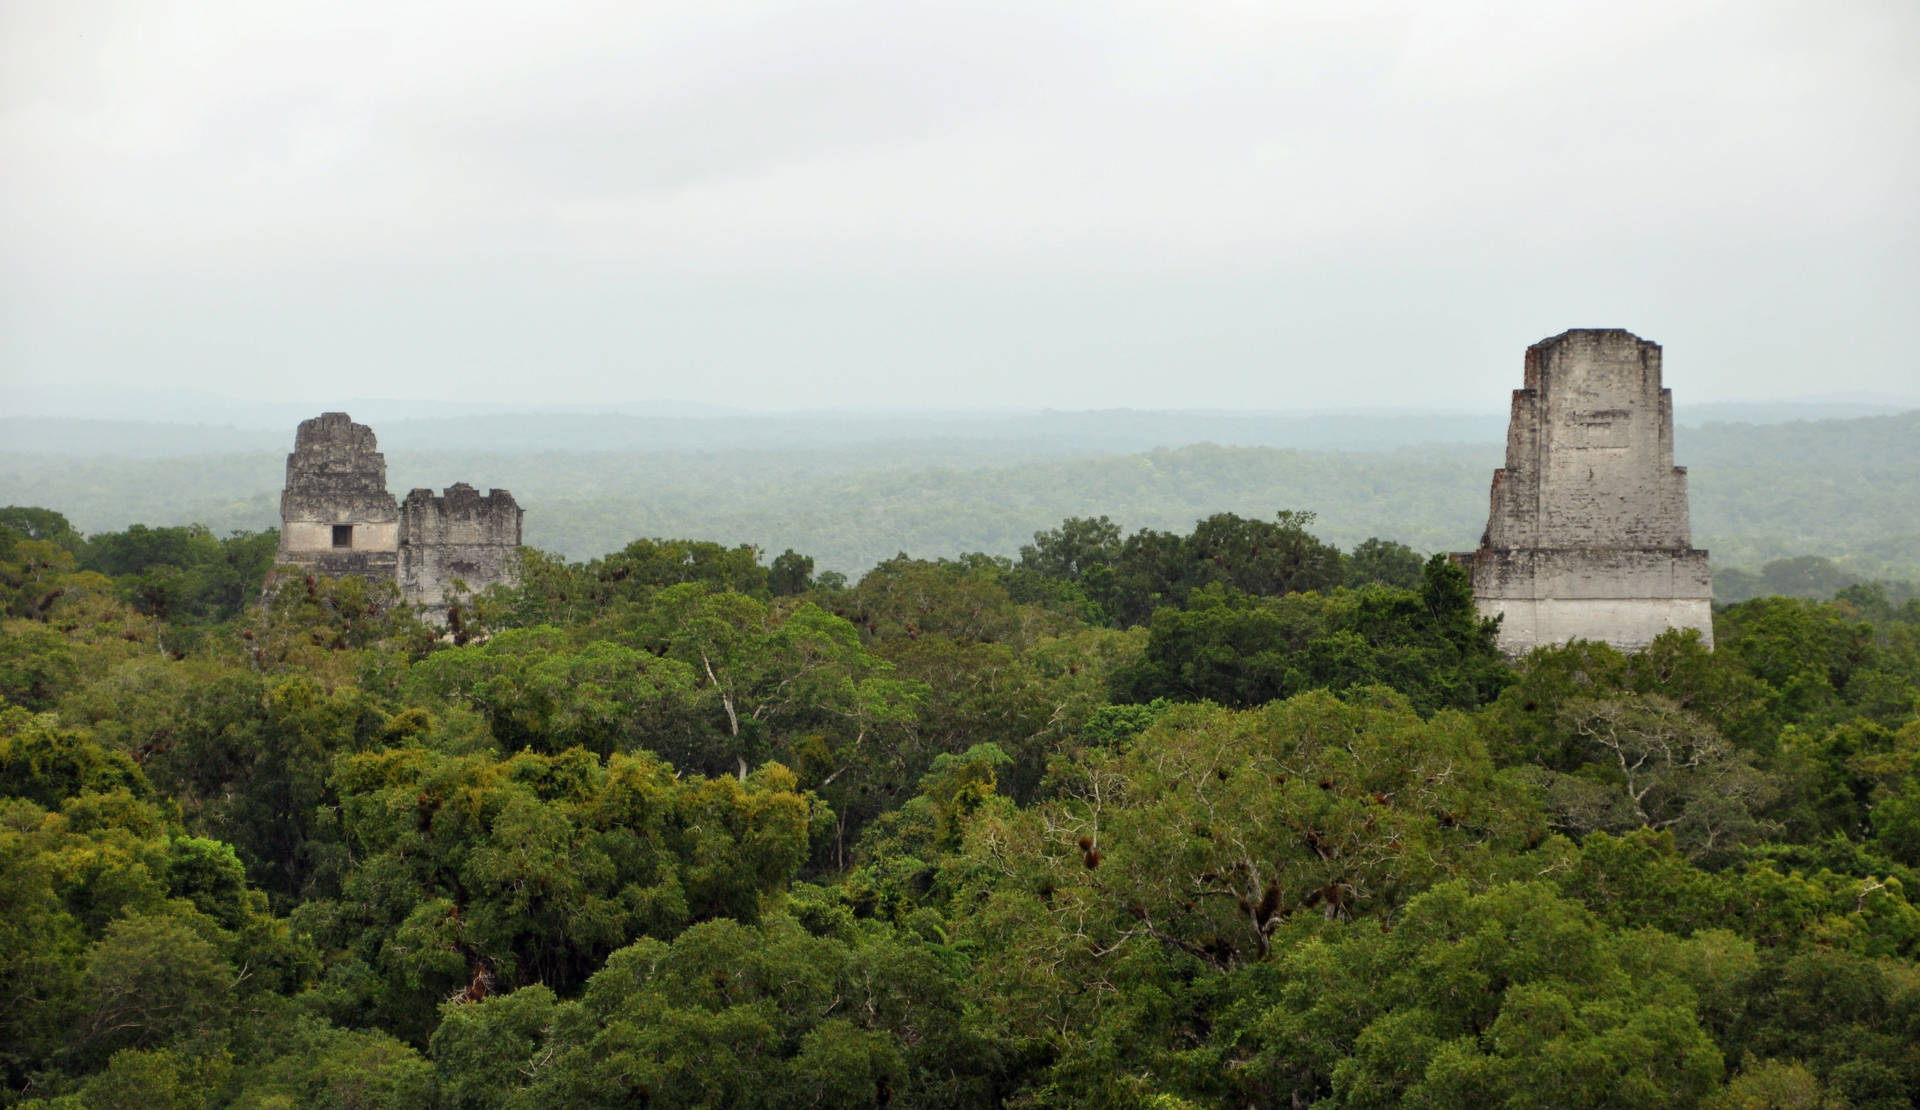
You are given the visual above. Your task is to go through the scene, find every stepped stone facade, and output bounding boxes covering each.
[275,413,401,582]
[273,414,523,619]
[1459,330,1713,654]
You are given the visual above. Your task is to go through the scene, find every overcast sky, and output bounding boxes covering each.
[3,0,1916,413]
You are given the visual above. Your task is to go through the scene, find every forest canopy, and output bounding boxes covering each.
[2,503,1917,1109]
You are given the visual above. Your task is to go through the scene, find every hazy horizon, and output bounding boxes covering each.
[10,383,1920,429]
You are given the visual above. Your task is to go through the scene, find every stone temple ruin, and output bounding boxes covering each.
[1458,329,1713,655]
[273,413,523,622]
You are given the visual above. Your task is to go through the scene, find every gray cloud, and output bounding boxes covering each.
[2,0,1915,410]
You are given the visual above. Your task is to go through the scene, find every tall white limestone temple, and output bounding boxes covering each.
[1460,329,1714,654]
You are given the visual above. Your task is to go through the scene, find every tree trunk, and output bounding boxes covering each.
[702,653,745,782]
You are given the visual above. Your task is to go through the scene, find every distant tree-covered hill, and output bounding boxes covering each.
[2,411,1914,581]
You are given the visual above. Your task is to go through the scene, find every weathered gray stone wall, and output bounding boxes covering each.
[1481,597,1715,656]
[269,414,524,622]
[398,483,523,621]
[274,412,400,585]
[1464,330,1714,654]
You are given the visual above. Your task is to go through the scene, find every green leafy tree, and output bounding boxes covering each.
[1018,515,1123,582]
[1089,511,1346,628]
[0,623,88,712]
[250,571,435,688]
[401,628,702,757]
[589,537,771,603]
[620,587,926,853]
[0,713,151,810]
[1185,509,1344,598]
[71,914,234,1064]
[842,554,1058,647]
[1526,693,1782,862]
[1223,882,1728,1109]
[300,747,812,1043]
[1717,597,1878,727]
[0,506,82,552]
[768,548,815,596]
[1726,946,1920,1109]
[953,690,1543,1089]
[152,673,387,903]
[1114,556,1504,713]
[224,1017,434,1110]
[429,912,1001,1110]
[1345,537,1426,589]
[0,725,314,1101]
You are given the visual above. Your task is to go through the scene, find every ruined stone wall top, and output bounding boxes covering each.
[280,412,398,523]
[399,483,522,546]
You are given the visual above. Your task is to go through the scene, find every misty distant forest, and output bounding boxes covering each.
[4,408,1918,591]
